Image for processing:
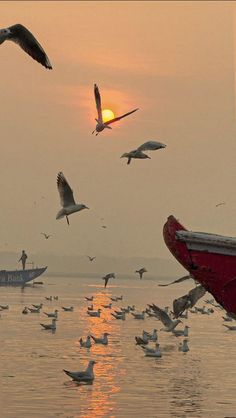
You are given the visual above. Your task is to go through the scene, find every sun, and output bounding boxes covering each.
[102,109,115,122]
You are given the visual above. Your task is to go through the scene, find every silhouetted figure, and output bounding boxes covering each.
[19,250,28,270]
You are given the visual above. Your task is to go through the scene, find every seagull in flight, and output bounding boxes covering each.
[121,141,166,165]
[92,84,139,136]
[215,202,226,207]
[102,273,115,288]
[41,233,51,240]
[56,172,89,225]
[135,268,147,280]
[87,255,96,262]
[148,304,182,331]
[0,24,52,69]
[158,274,192,287]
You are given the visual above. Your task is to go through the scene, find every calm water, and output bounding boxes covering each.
[0,275,236,418]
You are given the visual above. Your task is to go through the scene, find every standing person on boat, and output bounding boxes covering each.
[18,250,28,270]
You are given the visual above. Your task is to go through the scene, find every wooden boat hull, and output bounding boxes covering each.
[0,267,47,286]
[163,216,236,314]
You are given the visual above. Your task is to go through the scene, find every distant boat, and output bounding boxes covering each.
[0,267,47,286]
[163,215,236,315]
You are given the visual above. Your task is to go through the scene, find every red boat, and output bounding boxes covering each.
[163,215,236,314]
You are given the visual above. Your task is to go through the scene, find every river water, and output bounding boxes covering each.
[0,275,235,418]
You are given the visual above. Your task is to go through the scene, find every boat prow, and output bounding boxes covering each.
[163,216,236,314]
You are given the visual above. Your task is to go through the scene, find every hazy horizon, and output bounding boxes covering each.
[1,1,236,265]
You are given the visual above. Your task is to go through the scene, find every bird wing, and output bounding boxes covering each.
[137,141,166,152]
[158,275,192,287]
[57,172,76,207]
[188,285,206,307]
[149,304,172,327]
[104,108,139,125]
[94,84,103,123]
[8,24,52,69]
[173,295,190,318]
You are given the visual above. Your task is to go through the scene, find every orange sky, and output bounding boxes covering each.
[0,1,236,262]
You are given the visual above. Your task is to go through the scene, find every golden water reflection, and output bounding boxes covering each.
[75,291,124,418]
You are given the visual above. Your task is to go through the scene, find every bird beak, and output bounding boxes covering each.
[85,206,89,209]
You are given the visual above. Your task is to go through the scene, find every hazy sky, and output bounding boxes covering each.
[1,1,236,261]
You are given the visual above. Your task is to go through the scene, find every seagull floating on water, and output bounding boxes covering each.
[62,306,74,312]
[56,172,89,226]
[131,311,145,320]
[22,306,28,314]
[91,333,110,345]
[111,311,125,320]
[40,318,56,331]
[172,325,190,337]
[44,309,58,318]
[143,343,162,358]
[0,305,9,310]
[92,84,139,136]
[0,24,52,69]
[121,141,166,165]
[135,335,149,345]
[143,329,158,342]
[178,339,189,352]
[79,336,92,348]
[87,309,101,317]
[63,360,96,383]
[32,304,43,309]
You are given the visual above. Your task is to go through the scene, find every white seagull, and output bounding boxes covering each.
[56,172,89,226]
[0,24,52,69]
[63,360,96,383]
[40,318,56,331]
[148,304,182,331]
[92,84,139,135]
[144,343,162,358]
[172,325,190,337]
[121,141,166,165]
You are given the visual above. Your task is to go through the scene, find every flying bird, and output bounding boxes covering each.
[172,285,206,318]
[87,255,96,262]
[215,202,226,207]
[92,84,139,135]
[135,268,147,279]
[102,272,115,288]
[121,141,166,165]
[56,172,89,225]
[41,233,51,240]
[158,275,192,287]
[0,24,52,69]
[148,304,182,331]
[63,360,96,383]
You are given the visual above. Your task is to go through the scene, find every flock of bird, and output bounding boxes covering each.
[2,284,235,384]
[0,22,232,388]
